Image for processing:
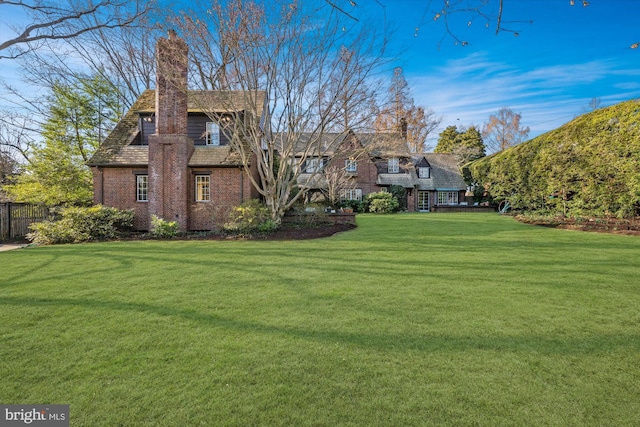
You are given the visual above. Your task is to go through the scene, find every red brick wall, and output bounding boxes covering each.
[93,164,259,231]
[155,31,188,135]
[148,31,192,231]
[148,134,193,230]
[327,152,379,197]
[92,167,150,230]
[188,165,260,231]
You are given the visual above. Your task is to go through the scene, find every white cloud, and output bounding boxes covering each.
[408,52,640,140]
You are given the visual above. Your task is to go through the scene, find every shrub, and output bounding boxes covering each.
[150,215,179,238]
[27,205,134,245]
[366,192,400,214]
[337,199,366,213]
[389,185,407,211]
[285,203,331,228]
[223,199,277,234]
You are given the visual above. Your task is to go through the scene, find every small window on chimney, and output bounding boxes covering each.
[206,122,220,146]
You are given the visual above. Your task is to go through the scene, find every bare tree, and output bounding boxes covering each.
[373,67,441,153]
[580,97,602,114]
[178,0,389,224]
[0,0,155,59]
[327,1,628,50]
[320,164,357,208]
[0,113,38,162]
[482,107,530,153]
[0,6,161,166]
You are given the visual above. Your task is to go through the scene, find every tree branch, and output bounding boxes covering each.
[0,1,152,58]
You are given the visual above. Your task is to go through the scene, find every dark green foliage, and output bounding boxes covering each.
[27,205,134,244]
[435,125,459,153]
[468,99,640,218]
[435,125,486,163]
[389,185,407,210]
[337,198,366,212]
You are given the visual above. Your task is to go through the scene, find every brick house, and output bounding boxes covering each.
[88,31,263,231]
[89,31,469,229]
[295,131,468,212]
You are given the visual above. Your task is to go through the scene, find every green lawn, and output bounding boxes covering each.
[1,213,639,426]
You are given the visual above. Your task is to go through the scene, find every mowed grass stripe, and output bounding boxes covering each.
[1,213,639,426]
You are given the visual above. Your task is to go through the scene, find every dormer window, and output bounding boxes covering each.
[388,157,399,173]
[418,167,431,178]
[206,122,220,146]
[345,158,357,173]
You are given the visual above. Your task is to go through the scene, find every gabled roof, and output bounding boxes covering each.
[357,132,410,158]
[277,131,351,157]
[88,90,154,166]
[189,146,243,167]
[377,173,415,188]
[416,154,467,191]
[88,89,266,167]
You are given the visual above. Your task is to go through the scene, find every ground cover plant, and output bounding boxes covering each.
[1,213,639,426]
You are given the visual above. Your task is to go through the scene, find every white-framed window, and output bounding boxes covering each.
[340,188,363,201]
[136,175,148,202]
[206,122,220,146]
[305,158,323,173]
[418,167,431,179]
[388,157,399,173]
[195,175,211,202]
[438,191,459,205]
[345,158,357,173]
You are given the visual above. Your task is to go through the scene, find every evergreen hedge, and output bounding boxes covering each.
[467,99,640,218]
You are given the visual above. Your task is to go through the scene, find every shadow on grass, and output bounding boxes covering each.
[1,295,638,356]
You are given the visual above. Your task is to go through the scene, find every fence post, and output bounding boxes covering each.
[6,202,11,240]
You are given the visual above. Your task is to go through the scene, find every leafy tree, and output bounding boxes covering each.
[5,77,120,205]
[454,126,486,163]
[482,107,530,153]
[373,67,441,153]
[435,125,486,164]
[434,125,460,154]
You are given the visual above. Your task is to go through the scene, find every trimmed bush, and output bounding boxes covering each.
[150,215,179,238]
[27,205,133,245]
[223,199,278,234]
[468,99,640,218]
[366,191,400,214]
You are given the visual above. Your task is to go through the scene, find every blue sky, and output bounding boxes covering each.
[1,0,639,142]
[368,0,640,139]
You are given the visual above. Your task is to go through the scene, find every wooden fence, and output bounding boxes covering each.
[0,203,50,241]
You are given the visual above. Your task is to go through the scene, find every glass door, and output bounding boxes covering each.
[418,191,430,212]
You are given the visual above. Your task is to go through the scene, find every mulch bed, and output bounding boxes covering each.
[515,215,640,236]
[179,222,357,241]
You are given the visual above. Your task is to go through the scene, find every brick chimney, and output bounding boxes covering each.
[148,30,193,231]
[399,117,408,140]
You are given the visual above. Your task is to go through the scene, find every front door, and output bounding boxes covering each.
[418,191,430,212]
